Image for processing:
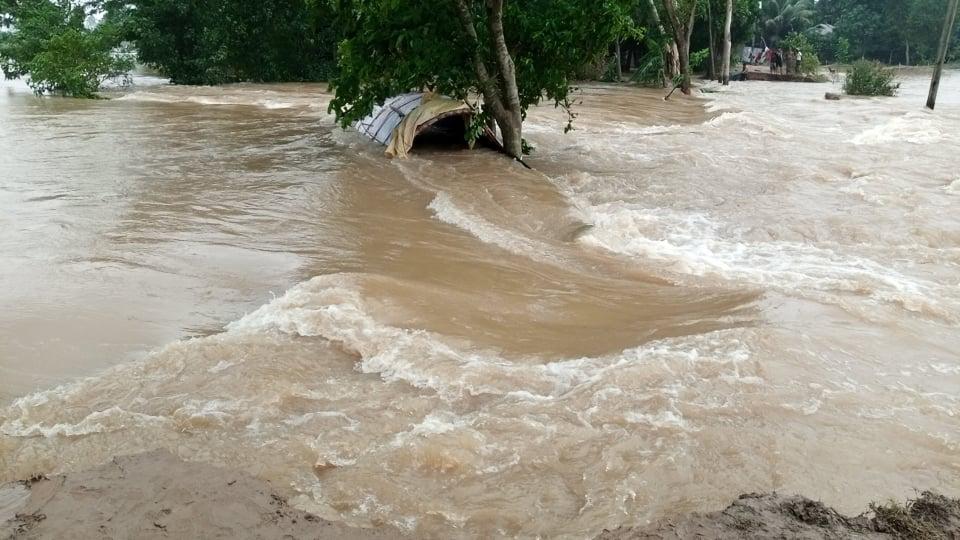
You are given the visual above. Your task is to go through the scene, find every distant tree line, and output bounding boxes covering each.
[2,0,960,158]
[115,0,339,85]
[810,0,960,65]
[1,0,339,92]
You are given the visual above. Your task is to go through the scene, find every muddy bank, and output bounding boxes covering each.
[0,451,399,539]
[598,491,960,539]
[3,452,957,540]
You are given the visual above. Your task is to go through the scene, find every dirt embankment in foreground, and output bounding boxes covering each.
[598,491,960,540]
[2,451,958,539]
[0,450,398,540]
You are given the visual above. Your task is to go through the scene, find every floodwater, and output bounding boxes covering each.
[1,70,958,537]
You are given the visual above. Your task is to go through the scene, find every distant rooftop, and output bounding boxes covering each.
[810,23,835,36]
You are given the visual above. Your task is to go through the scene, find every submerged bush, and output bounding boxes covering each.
[843,60,897,96]
[0,0,132,98]
[782,32,821,75]
[122,0,339,85]
[834,36,852,64]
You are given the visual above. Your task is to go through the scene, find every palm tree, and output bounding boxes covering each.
[762,0,814,44]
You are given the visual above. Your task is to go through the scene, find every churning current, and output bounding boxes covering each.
[1,71,958,538]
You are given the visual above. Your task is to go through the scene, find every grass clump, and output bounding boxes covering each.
[843,60,898,96]
[869,491,960,539]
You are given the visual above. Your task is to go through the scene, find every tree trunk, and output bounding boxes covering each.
[721,0,732,85]
[661,0,696,94]
[453,0,524,159]
[669,42,681,81]
[484,0,523,158]
[496,112,523,159]
[615,40,623,81]
[706,0,717,81]
[647,0,679,86]
[905,40,910,66]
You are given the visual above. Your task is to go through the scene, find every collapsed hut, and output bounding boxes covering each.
[354,92,502,158]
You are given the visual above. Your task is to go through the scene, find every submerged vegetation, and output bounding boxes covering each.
[781,32,820,75]
[0,0,131,97]
[0,0,958,143]
[120,0,339,85]
[844,59,898,96]
[329,0,635,159]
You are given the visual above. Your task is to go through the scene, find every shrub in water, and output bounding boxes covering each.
[782,32,821,75]
[0,0,132,98]
[843,60,897,96]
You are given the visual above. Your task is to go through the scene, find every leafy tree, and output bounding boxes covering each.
[659,0,698,93]
[640,0,680,86]
[0,0,132,97]
[115,0,338,85]
[902,0,949,64]
[834,36,852,63]
[781,32,820,74]
[761,0,813,45]
[329,0,633,159]
[813,0,955,65]
[692,0,759,80]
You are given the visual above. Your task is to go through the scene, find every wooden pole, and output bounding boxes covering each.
[927,0,960,110]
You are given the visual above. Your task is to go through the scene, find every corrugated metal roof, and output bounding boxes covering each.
[354,93,425,145]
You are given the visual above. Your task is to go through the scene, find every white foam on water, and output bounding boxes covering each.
[2,406,169,438]
[578,202,957,321]
[116,92,314,110]
[705,111,794,138]
[623,410,690,430]
[581,122,684,137]
[390,411,471,447]
[851,114,944,145]
[427,192,566,266]
[207,360,236,373]
[226,273,758,401]
[284,411,359,430]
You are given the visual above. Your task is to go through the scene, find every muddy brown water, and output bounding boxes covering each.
[1,71,958,538]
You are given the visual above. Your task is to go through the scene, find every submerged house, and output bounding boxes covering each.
[354,92,501,158]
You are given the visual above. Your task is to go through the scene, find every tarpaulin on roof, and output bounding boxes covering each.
[355,92,484,158]
[386,96,471,158]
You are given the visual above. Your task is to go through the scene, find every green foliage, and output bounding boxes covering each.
[781,32,820,74]
[834,36,852,64]
[843,60,897,96]
[762,0,813,45]
[465,110,492,147]
[116,0,338,85]
[689,48,710,71]
[521,138,535,155]
[0,0,132,98]
[601,55,622,82]
[329,0,634,130]
[815,0,954,65]
[693,0,760,50]
[630,46,667,87]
